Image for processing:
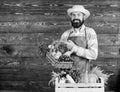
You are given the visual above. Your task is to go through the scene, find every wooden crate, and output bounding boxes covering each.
[55,77,104,92]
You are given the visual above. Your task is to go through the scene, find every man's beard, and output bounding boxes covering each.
[71,19,84,28]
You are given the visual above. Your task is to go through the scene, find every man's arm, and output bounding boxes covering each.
[60,30,71,42]
[72,29,98,60]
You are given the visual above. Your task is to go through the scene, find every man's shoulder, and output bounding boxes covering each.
[85,26,97,35]
[66,28,73,32]
[63,28,73,34]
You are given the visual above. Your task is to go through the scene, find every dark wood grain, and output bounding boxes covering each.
[0,57,118,91]
[0,23,119,34]
[0,0,119,91]
[0,56,119,74]
[0,44,119,58]
[0,33,119,45]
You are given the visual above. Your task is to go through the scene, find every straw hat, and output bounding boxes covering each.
[67,5,90,20]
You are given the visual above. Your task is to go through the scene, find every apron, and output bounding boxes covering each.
[68,28,90,82]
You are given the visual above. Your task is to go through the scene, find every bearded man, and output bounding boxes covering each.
[60,5,98,82]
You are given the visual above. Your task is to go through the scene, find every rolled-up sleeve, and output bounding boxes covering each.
[72,28,98,60]
[60,30,70,42]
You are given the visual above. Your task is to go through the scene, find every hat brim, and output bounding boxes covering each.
[67,8,90,20]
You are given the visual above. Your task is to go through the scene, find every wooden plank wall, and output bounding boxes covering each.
[0,0,120,92]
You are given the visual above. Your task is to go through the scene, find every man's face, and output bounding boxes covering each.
[70,12,84,21]
[70,12,84,28]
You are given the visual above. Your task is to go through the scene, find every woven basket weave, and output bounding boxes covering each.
[46,40,73,69]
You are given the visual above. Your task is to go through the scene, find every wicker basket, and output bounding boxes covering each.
[46,52,73,69]
[46,40,73,69]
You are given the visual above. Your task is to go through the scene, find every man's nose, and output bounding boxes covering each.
[74,14,78,18]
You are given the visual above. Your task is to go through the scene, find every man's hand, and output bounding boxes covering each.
[65,40,76,50]
[64,51,73,56]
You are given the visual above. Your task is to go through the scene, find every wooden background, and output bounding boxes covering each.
[0,0,120,92]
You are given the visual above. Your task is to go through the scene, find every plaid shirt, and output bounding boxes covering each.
[60,25,98,60]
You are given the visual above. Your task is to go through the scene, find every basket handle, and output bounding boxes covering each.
[49,40,60,53]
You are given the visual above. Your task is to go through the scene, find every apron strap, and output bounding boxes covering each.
[85,27,88,49]
[85,28,91,72]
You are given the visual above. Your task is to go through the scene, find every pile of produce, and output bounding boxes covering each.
[46,40,74,69]
[46,40,112,85]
